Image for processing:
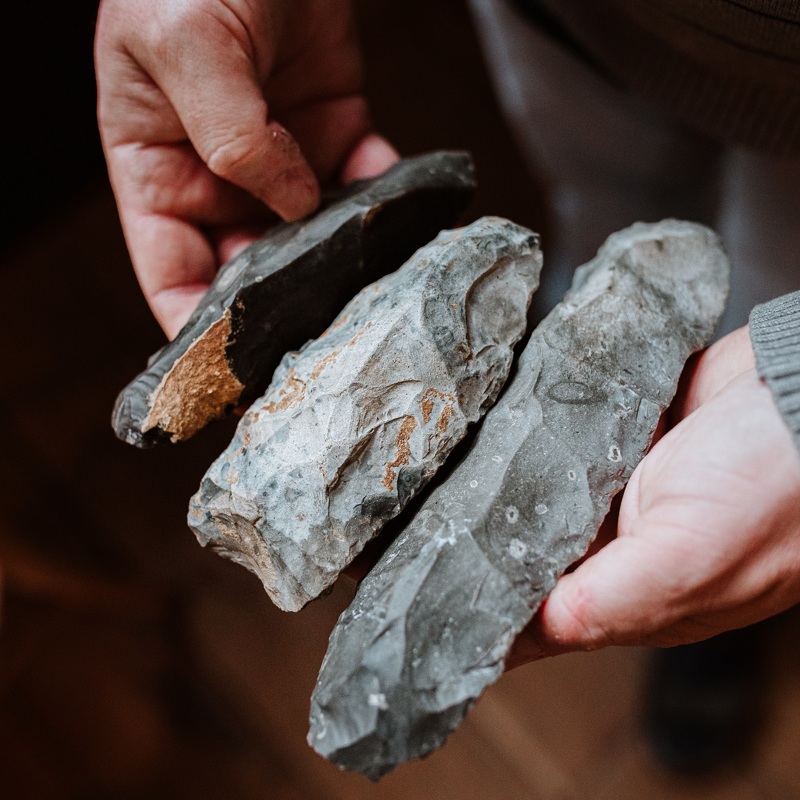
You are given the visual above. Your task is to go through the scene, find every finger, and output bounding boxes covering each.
[563,491,622,576]
[628,615,735,649]
[674,326,755,419]
[160,49,320,222]
[124,209,216,338]
[341,133,401,184]
[210,224,271,265]
[109,140,275,224]
[508,489,627,669]
[263,5,388,185]
[130,217,276,338]
[276,96,395,182]
[275,92,399,187]
[616,459,643,545]
[637,594,792,649]
[506,625,551,669]
[533,524,690,653]
[108,138,278,338]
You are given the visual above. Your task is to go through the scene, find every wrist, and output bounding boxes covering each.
[750,292,800,452]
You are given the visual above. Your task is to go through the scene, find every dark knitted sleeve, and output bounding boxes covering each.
[749,291,800,449]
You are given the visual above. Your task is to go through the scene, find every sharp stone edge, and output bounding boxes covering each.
[112,151,477,448]
[189,217,542,611]
[308,220,731,780]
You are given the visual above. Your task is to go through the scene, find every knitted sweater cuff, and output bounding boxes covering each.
[749,291,800,449]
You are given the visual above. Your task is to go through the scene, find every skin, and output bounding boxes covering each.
[512,327,800,665]
[95,0,800,664]
[95,0,398,339]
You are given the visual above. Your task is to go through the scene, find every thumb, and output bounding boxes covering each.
[161,46,320,222]
[533,518,690,653]
[674,326,755,420]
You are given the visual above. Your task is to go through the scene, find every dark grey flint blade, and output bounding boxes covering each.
[112,151,476,448]
[308,220,730,780]
[189,217,542,612]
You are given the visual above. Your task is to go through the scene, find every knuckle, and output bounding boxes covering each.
[555,583,613,650]
[205,132,263,181]
[143,4,211,63]
[156,3,200,40]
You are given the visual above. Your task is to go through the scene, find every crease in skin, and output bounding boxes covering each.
[204,0,260,60]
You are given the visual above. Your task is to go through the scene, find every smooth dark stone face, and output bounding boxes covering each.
[189,217,542,612]
[112,151,477,448]
[308,220,730,780]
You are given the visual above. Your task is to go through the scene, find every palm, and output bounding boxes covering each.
[523,363,800,662]
[618,369,800,645]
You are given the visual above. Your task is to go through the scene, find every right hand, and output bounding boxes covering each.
[513,327,800,664]
[96,0,398,338]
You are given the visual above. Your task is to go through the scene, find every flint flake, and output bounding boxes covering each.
[189,217,542,611]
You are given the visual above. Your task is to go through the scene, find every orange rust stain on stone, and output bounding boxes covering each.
[437,230,461,245]
[318,311,352,340]
[421,387,455,405]
[349,321,372,343]
[362,203,383,227]
[310,322,373,380]
[330,312,351,330]
[144,309,245,442]
[310,351,338,381]
[217,519,239,540]
[420,387,456,427]
[263,369,306,414]
[419,388,456,437]
[436,404,455,436]
[421,397,434,424]
[382,416,418,491]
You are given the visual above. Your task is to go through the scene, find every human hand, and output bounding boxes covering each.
[513,326,800,663]
[96,0,398,338]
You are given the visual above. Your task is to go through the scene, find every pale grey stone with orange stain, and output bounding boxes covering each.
[189,217,542,611]
[308,220,730,780]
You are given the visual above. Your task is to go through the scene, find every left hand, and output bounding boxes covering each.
[513,326,800,663]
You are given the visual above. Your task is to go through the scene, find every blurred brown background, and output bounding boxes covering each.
[2,1,800,798]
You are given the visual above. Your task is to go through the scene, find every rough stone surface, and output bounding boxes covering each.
[112,151,476,448]
[308,220,731,780]
[189,217,542,611]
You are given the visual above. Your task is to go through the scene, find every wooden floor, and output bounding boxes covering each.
[2,1,800,797]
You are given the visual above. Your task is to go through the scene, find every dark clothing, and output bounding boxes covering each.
[526,0,800,156]
[751,292,800,448]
